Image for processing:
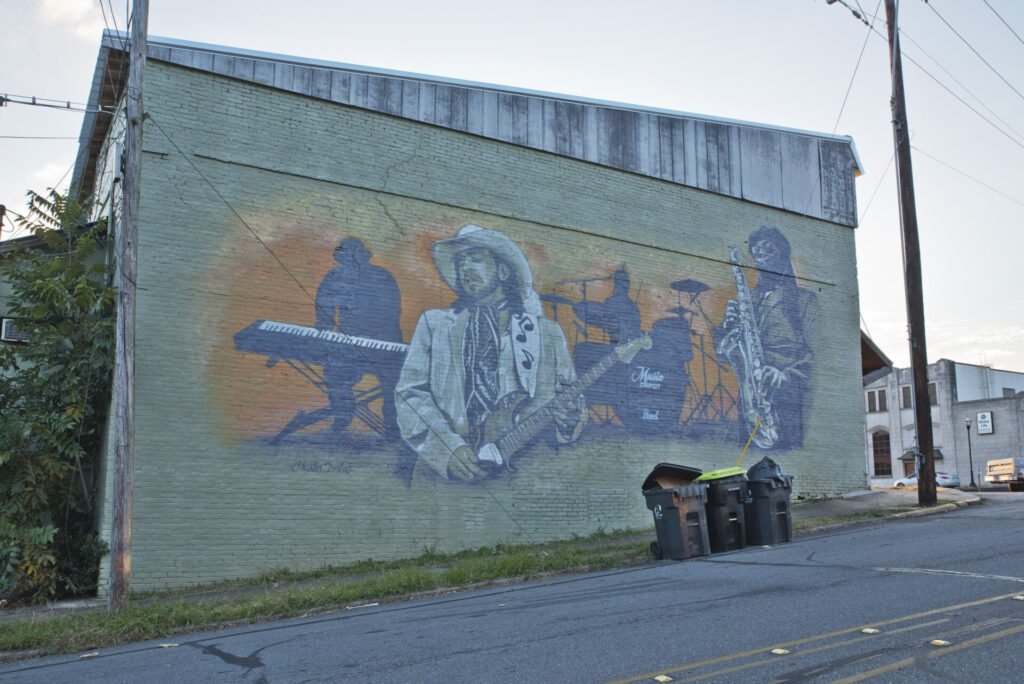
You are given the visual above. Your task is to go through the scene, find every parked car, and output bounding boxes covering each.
[894,472,961,488]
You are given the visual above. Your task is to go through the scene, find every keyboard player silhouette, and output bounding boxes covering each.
[315,238,404,440]
[235,237,405,443]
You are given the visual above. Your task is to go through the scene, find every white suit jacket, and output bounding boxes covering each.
[396,307,585,478]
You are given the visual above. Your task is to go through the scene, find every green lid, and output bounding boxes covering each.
[694,467,747,482]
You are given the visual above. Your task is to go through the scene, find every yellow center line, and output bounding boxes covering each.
[604,591,1022,684]
[832,622,1024,683]
[667,618,950,684]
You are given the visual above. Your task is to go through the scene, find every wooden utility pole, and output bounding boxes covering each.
[109,0,149,613]
[885,0,936,506]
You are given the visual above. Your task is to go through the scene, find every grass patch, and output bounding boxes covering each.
[793,507,916,532]
[0,529,651,658]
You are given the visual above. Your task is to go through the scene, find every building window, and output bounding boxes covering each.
[872,431,892,476]
[899,383,937,408]
[0,317,31,344]
[1003,387,1016,398]
[867,388,887,413]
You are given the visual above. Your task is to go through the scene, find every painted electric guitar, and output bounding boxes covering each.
[472,335,652,470]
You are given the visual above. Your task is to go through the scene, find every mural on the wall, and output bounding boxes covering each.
[714,227,817,450]
[231,220,817,482]
[234,237,407,443]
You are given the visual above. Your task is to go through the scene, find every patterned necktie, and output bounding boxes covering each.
[464,306,502,444]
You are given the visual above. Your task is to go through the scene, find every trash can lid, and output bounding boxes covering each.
[746,456,789,482]
[642,463,703,491]
[694,467,747,482]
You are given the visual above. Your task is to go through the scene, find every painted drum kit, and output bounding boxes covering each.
[542,275,736,435]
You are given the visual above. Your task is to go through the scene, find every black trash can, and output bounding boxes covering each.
[644,484,711,560]
[744,457,795,546]
[701,473,748,553]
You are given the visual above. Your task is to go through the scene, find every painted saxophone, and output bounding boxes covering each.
[720,245,778,448]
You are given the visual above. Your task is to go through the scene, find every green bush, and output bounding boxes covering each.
[0,190,115,602]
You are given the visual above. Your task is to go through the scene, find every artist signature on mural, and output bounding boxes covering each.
[631,366,665,390]
[289,461,354,473]
[642,408,660,421]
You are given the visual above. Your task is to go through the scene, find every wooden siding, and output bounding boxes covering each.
[146,43,858,227]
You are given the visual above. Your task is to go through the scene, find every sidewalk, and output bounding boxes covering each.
[792,486,981,525]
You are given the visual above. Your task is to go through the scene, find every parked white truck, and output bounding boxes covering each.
[984,458,1024,492]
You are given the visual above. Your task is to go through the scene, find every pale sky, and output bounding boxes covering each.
[2,0,1022,372]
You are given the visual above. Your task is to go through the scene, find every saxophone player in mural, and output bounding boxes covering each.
[715,226,816,450]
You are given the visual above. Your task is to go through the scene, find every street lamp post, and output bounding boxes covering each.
[965,417,977,490]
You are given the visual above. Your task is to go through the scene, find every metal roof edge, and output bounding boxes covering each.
[71,31,124,200]
[139,32,862,174]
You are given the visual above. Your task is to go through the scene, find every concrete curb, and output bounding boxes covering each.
[887,492,982,519]
[795,490,982,534]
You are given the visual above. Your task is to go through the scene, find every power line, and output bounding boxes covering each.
[859,145,898,224]
[924,0,1024,104]
[911,144,1024,207]
[897,26,1024,144]
[0,93,92,107]
[0,93,115,115]
[981,0,1024,46]
[97,0,127,52]
[843,3,1024,150]
[833,0,883,134]
[849,19,1024,153]
[827,0,871,26]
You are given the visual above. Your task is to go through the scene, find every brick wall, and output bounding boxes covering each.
[95,61,865,591]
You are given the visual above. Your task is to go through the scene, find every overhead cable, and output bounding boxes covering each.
[897,26,1024,144]
[981,0,1024,46]
[911,144,1024,207]
[0,93,115,115]
[924,0,1024,104]
[833,0,883,134]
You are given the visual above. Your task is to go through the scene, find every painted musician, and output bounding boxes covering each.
[315,237,403,440]
[571,267,641,345]
[396,225,587,481]
[715,226,816,450]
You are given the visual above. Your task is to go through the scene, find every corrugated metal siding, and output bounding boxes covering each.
[147,42,858,227]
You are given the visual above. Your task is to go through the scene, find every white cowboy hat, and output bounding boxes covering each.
[431,224,542,314]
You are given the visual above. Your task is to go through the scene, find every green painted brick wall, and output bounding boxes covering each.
[95,61,864,592]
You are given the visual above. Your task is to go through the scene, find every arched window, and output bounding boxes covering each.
[872,430,892,477]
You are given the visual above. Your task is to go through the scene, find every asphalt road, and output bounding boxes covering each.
[3,492,1023,683]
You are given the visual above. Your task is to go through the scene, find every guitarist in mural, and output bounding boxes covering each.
[395,225,591,481]
[714,226,816,450]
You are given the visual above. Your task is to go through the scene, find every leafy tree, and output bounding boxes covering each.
[0,190,115,601]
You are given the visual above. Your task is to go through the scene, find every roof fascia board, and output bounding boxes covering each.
[142,32,862,174]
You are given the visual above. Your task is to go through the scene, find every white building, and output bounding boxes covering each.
[864,358,1024,487]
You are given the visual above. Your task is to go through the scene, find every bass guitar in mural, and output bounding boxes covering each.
[473,334,652,470]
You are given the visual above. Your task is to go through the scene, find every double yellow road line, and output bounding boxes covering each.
[606,590,1024,684]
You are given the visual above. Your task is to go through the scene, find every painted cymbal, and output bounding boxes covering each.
[540,293,575,305]
[670,279,710,294]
